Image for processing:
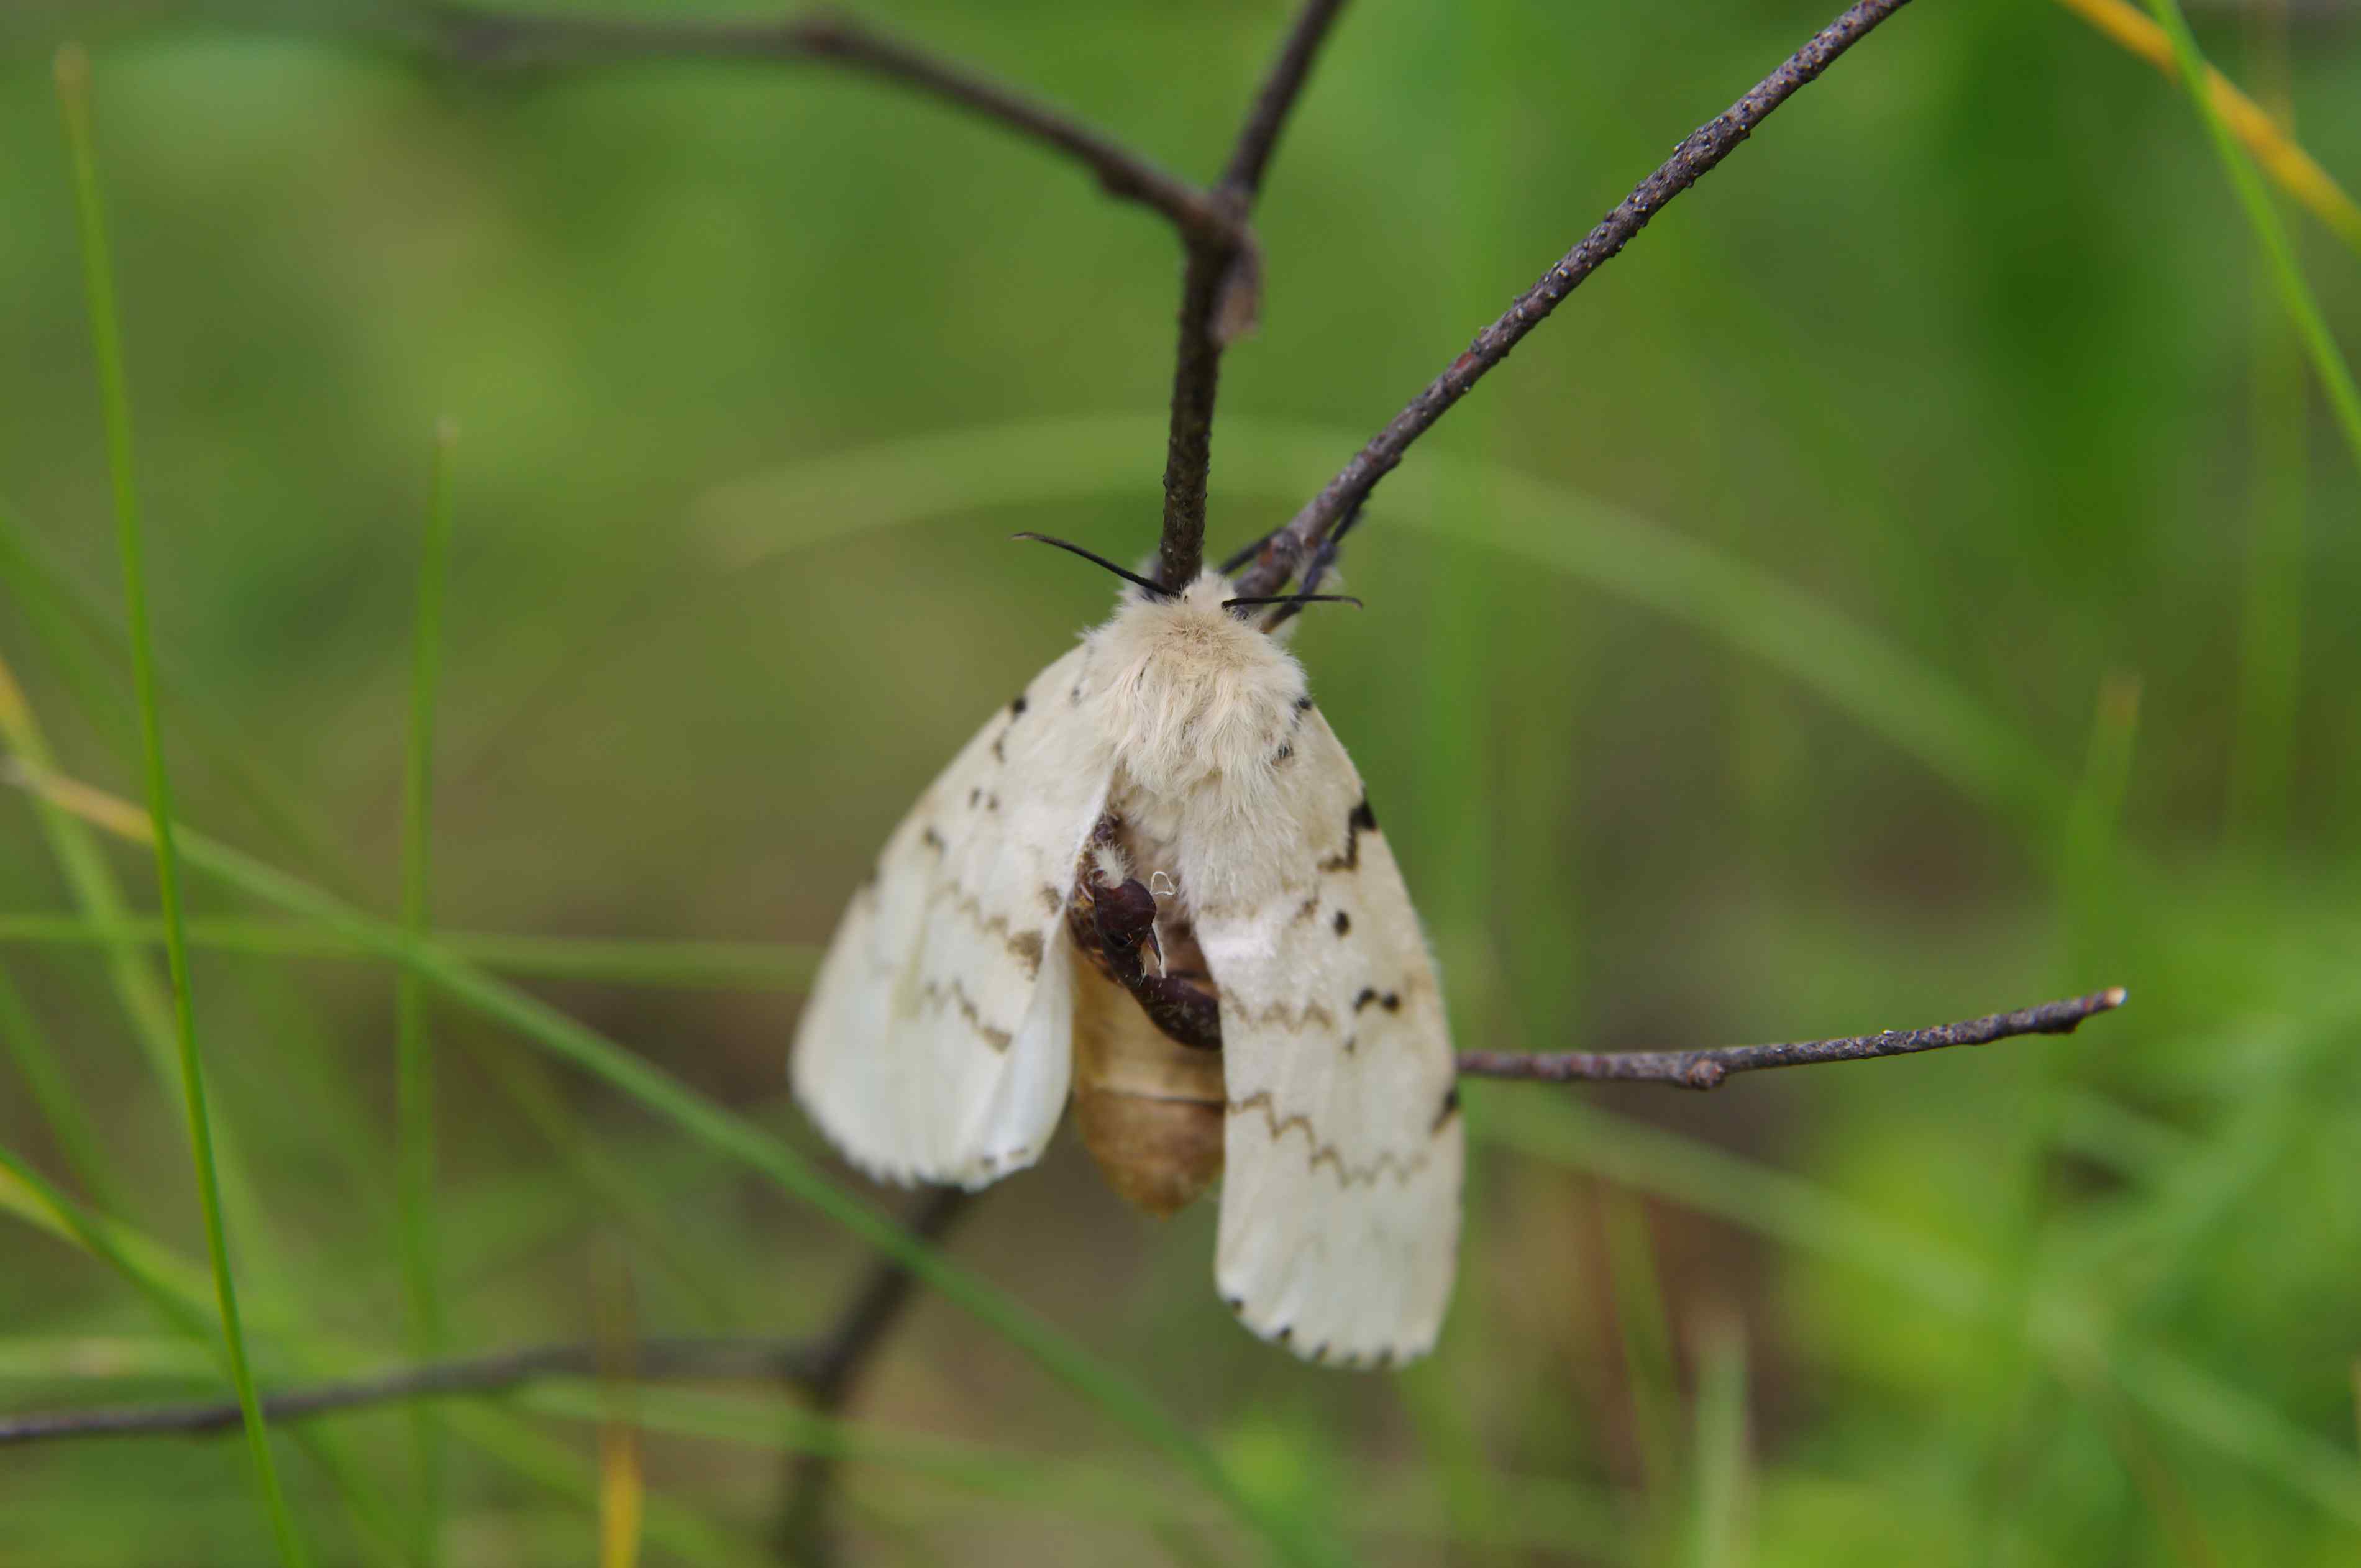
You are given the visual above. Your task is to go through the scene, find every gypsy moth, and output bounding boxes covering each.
[792,570,1462,1365]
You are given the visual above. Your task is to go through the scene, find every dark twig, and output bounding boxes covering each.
[1218,0,1352,197]
[1154,0,1351,591]
[411,6,1248,252]
[1456,989,2128,1092]
[780,1185,971,1564]
[0,1188,975,1456]
[0,1335,812,1446]
[1234,0,1918,598]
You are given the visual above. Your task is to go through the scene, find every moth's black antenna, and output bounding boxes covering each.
[1222,593,1362,610]
[1259,531,1347,631]
[1218,496,1366,630]
[1217,523,1283,578]
[1012,532,1176,599]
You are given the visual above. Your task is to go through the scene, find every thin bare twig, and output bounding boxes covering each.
[0,1189,975,1452]
[1456,989,2128,1092]
[0,1336,807,1446]
[1154,0,1351,591]
[1233,0,1920,598]
[780,1185,970,1564]
[411,5,1248,251]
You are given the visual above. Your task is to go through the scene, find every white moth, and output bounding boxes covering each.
[791,559,1463,1367]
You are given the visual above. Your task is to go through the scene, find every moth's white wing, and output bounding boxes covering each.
[1191,707,1463,1367]
[792,643,1112,1188]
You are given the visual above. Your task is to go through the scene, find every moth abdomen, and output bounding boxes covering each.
[1066,816,1227,1216]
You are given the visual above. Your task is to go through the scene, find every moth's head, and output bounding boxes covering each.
[1090,569,1308,796]
[1012,532,1358,634]
[1115,568,1291,657]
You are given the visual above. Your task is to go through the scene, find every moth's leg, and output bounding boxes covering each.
[1067,818,1224,1052]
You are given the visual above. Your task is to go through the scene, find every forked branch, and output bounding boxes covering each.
[407,0,1345,593]
[411,5,1249,251]
[1154,0,1351,591]
[1233,0,1920,597]
[0,1187,972,1450]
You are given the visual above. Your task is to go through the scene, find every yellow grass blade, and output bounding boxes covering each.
[2051,0,2361,257]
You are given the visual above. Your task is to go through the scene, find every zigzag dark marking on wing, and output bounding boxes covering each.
[913,974,1015,1051]
[1226,1091,1442,1187]
[898,875,1053,977]
[1230,998,1338,1034]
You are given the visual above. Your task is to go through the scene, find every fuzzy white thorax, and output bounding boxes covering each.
[1082,573,1309,909]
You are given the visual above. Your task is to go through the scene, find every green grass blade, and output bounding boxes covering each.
[516,1381,1625,1550]
[0,501,368,899]
[0,657,251,1213]
[2226,15,2309,855]
[466,1033,737,1324]
[437,931,818,988]
[0,1139,408,1568]
[1478,1088,2361,1529]
[1604,1190,1683,1524]
[15,769,1331,1568]
[2062,670,2143,972]
[0,912,818,988]
[2048,0,2361,257]
[437,1403,765,1567]
[0,1158,706,1566]
[398,419,458,1565]
[52,45,306,1566]
[0,960,126,1216]
[0,660,287,1299]
[1686,1314,1749,1568]
[0,1136,220,1349]
[2139,0,2361,483]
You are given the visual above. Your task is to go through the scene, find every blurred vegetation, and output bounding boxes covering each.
[2,0,2359,1562]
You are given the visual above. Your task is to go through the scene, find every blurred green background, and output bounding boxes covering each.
[1,0,2357,1562]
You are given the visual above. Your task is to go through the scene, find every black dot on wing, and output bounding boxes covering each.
[1274,1324,1293,1344]
[1381,991,1400,1012]
[1294,695,1314,713]
[1353,987,1379,1011]
[1333,909,1351,937]
[1350,796,1378,833]
[1010,693,1029,717]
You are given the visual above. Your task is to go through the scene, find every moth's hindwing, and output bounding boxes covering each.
[791,643,1112,1188]
[1195,706,1464,1367]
